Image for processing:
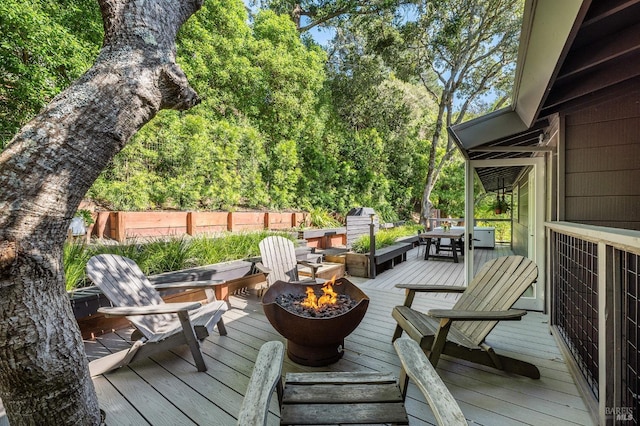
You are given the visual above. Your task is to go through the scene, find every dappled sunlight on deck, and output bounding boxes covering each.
[0,245,593,425]
[83,244,592,425]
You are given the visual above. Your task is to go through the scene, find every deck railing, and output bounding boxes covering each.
[428,217,513,243]
[546,222,640,425]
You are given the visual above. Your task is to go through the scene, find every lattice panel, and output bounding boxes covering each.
[551,231,599,398]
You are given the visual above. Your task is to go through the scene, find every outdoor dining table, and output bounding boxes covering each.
[419,229,465,263]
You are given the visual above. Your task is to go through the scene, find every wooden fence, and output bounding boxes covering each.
[90,211,309,242]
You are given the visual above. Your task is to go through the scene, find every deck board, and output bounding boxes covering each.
[0,245,594,425]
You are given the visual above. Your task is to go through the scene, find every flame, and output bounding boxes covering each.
[301,275,339,310]
[301,287,318,309]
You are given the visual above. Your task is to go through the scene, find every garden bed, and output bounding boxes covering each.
[298,227,347,249]
[344,242,413,278]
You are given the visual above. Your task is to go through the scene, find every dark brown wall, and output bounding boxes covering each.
[563,84,640,230]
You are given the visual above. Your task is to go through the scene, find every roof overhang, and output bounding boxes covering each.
[449,0,589,190]
[512,0,588,127]
[450,108,528,157]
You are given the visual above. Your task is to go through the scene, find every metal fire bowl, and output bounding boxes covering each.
[261,277,369,365]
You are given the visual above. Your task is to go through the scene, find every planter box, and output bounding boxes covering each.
[299,227,347,249]
[324,254,346,264]
[345,252,370,278]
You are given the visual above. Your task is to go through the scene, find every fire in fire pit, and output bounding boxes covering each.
[274,277,358,318]
[262,277,369,366]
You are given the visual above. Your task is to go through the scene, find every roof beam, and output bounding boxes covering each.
[556,21,640,81]
[469,146,553,153]
[543,52,640,110]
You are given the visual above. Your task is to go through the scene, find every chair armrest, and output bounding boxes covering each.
[394,338,467,426]
[395,284,466,293]
[154,280,226,290]
[97,302,202,317]
[427,309,527,321]
[297,260,321,272]
[396,285,466,308]
[254,262,272,275]
[237,341,285,426]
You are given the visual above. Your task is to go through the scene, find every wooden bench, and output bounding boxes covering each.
[373,242,413,272]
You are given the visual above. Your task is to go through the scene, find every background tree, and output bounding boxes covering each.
[88,1,327,211]
[0,0,203,423]
[253,0,417,32]
[404,0,523,224]
[0,0,102,148]
[0,0,523,233]
[321,14,437,219]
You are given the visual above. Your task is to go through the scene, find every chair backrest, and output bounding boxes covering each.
[259,236,299,285]
[453,255,538,346]
[86,254,173,339]
[237,341,285,425]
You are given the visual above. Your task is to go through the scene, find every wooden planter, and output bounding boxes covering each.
[345,252,370,278]
[299,227,347,249]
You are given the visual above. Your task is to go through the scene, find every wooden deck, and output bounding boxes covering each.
[1,245,594,425]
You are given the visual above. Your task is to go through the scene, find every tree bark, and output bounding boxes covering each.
[0,0,202,423]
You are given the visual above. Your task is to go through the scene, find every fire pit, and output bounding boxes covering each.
[261,277,369,366]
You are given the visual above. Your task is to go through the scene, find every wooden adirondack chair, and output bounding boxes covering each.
[86,254,228,376]
[256,236,323,287]
[392,255,541,379]
[237,338,466,426]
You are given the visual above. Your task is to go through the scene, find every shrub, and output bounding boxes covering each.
[351,224,422,254]
[307,208,342,228]
[64,231,296,291]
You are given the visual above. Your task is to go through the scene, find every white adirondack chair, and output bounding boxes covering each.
[255,236,323,288]
[86,254,228,376]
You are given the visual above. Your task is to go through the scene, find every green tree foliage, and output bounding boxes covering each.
[253,0,417,32]
[0,0,102,147]
[432,151,465,217]
[89,1,327,211]
[1,0,522,224]
[323,19,437,220]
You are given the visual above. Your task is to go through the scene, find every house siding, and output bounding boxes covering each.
[563,87,640,230]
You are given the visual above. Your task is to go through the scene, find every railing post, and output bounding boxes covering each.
[369,214,376,279]
[597,241,609,425]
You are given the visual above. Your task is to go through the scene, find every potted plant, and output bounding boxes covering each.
[492,197,510,215]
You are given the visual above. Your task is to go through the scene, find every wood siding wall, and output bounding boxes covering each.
[563,87,640,230]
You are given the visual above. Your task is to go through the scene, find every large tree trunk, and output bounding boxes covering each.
[0,0,202,423]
